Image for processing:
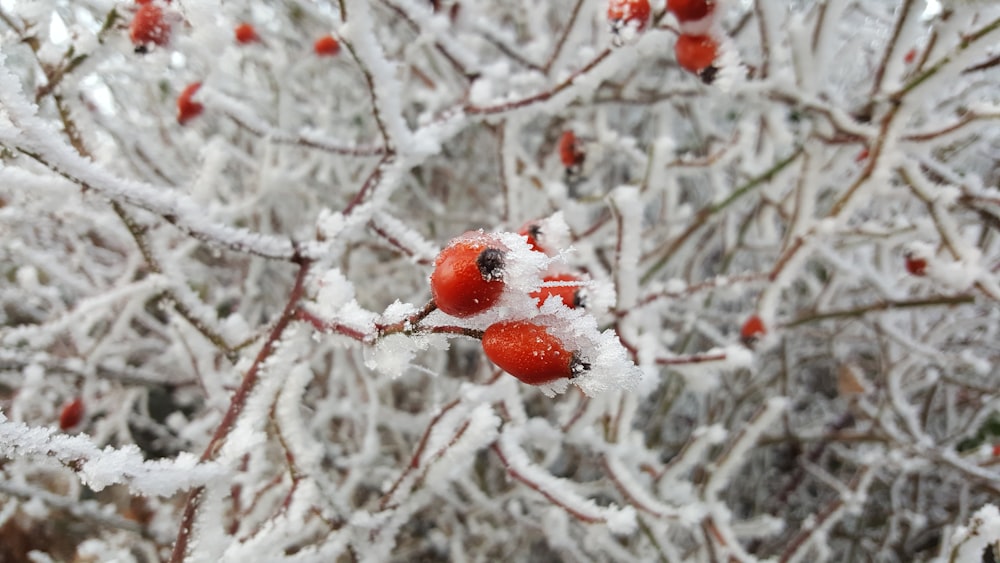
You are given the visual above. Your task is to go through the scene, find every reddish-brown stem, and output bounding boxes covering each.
[368,220,434,265]
[542,0,586,74]
[379,398,461,509]
[656,352,728,366]
[465,49,612,115]
[343,155,392,216]
[170,256,312,563]
[491,443,606,525]
[428,325,485,339]
[226,110,386,156]
[294,308,371,342]
[602,456,672,519]
[408,419,473,492]
[374,301,439,335]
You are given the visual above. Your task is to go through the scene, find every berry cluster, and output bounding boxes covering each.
[669,0,721,83]
[125,1,342,125]
[605,0,725,84]
[429,225,592,387]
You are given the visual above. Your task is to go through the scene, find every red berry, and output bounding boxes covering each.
[430,234,506,317]
[235,23,259,44]
[740,315,766,345]
[482,321,587,385]
[314,35,341,57]
[130,4,171,49]
[177,82,204,125]
[856,147,870,162]
[607,0,651,33]
[905,254,927,276]
[531,273,586,309]
[992,444,1000,457]
[668,0,715,22]
[904,48,917,64]
[59,397,85,430]
[520,223,543,253]
[558,130,585,170]
[675,34,719,82]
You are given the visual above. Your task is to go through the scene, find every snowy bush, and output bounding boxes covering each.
[1,0,999,561]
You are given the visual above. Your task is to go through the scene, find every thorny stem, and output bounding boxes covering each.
[170,256,312,563]
[491,442,607,525]
[379,398,461,508]
[343,154,392,215]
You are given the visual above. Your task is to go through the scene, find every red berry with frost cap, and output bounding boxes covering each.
[675,34,719,83]
[177,82,204,125]
[59,397,85,430]
[430,234,506,317]
[740,315,766,346]
[668,0,715,22]
[519,222,546,254]
[482,320,589,385]
[558,130,585,170]
[235,23,259,44]
[531,273,586,309]
[905,253,927,276]
[130,4,171,51]
[314,35,340,56]
[607,0,651,33]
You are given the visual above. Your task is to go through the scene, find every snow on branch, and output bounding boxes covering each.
[0,411,223,496]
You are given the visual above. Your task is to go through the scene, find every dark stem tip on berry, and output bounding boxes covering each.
[572,289,587,309]
[527,224,542,240]
[134,45,149,55]
[699,65,719,85]
[570,353,591,377]
[476,247,506,281]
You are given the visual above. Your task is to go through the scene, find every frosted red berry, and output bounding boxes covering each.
[314,35,340,57]
[59,397,85,430]
[482,321,588,385]
[235,23,259,44]
[130,4,171,50]
[531,273,586,309]
[607,0,651,33]
[558,130,585,170]
[430,234,506,317]
[177,82,204,125]
[740,315,766,345]
[675,34,719,83]
[668,0,715,22]
[519,222,553,255]
[905,254,927,277]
